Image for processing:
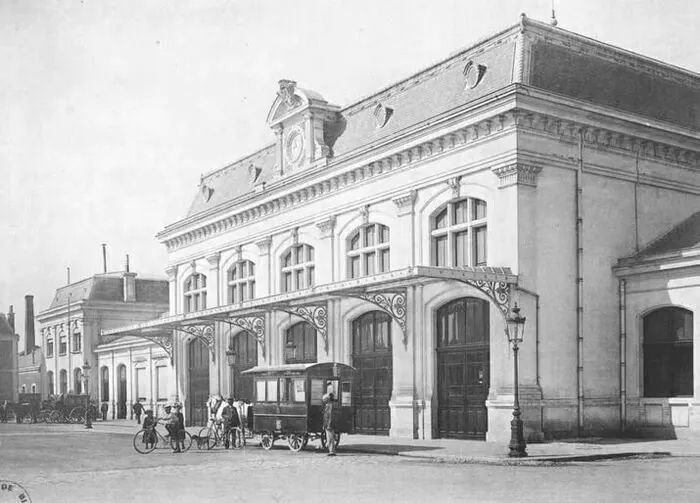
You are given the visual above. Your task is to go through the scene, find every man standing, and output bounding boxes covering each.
[322,392,339,457]
[164,405,181,453]
[100,401,109,421]
[0,400,7,423]
[132,401,144,425]
[174,403,185,452]
[222,398,241,449]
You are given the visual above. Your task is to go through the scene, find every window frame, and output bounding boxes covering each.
[284,322,318,364]
[227,260,256,304]
[431,198,487,267]
[184,273,208,313]
[347,224,391,279]
[281,244,315,293]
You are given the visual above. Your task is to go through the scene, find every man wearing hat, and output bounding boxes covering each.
[322,391,339,457]
[164,404,182,453]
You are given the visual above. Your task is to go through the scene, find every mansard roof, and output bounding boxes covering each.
[177,14,700,223]
[45,273,168,311]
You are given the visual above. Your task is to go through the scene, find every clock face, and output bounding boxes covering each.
[286,129,304,164]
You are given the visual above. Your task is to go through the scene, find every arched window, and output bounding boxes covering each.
[228,260,256,304]
[348,224,390,278]
[184,273,207,313]
[31,384,36,394]
[74,368,82,394]
[643,307,693,398]
[284,322,317,364]
[20,384,26,394]
[431,198,487,267]
[101,366,110,402]
[59,331,67,356]
[228,332,258,367]
[352,311,392,355]
[47,371,54,396]
[72,326,81,353]
[59,369,67,395]
[281,244,315,293]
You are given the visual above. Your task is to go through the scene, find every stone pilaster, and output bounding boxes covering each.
[206,252,221,307]
[256,237,273,297]
[392,190,417,268]
[315,216,336,283]
[389,285,417,438]
[165,265,178,315]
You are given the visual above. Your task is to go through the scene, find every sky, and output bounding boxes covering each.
[1,0,699,348]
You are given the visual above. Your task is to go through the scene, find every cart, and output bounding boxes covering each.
[242,362,356,452]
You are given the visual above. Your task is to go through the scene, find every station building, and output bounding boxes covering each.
[37,270,169,419]
[104,15,700,440]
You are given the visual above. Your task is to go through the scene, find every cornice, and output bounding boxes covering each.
[162,106,700,253]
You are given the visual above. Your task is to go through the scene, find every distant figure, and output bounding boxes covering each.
[174,403,185,451]
[322,392,339,457]
[100,401,109,421]
[0,400,7,423]
[132,401,144,424]
[142,410,156,449]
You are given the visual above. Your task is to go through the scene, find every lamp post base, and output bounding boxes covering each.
[508,414,527,458]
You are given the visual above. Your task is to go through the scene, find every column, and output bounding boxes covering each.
[391,191,417,268]
[315,215,336,285]
[389,286,416,438]
[165,265,178,315]
[256,237,272,297]
[206,252,221,307]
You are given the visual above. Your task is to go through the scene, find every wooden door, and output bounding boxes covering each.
[229,332,257,401]
[352,311,392,435]
[188,338,210,426]
[436,298,489,439]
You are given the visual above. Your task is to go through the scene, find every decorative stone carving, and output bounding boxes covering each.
[446,176,462,198]
[359,205,370,225]
[315,216,336,239]
[256,237,272,255]
[464,61,487,89]
[200,183,214,202]
[165,265,177,281]
[190,260,197,274]
[290,227,299,245]
[392,191,417,217]
[492,164,542,188]
[373,103,394,128]
[227,316,266,359]
[278,304,328,353]
[174,324,216,362]
[277,79,301,108]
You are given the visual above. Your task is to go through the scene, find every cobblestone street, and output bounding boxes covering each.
[2,423,700,502]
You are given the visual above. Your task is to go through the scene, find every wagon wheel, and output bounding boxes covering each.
[69,407,86,424]
[288,433,305,452]
[320,431,341,451]
[260,433,274,451]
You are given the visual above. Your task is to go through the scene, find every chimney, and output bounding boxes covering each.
[123,254,137,303]
[67,266,71,285]
[7,305,15,333]
[25,295,35,353]
[102,243,107,273]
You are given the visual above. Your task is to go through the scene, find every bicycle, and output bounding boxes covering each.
[197,422,241,450]
[132,420,193,454]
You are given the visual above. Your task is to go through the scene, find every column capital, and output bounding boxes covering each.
[165,265,178,281]
[392,190,416,217]
[256,236,272,255]
[492,163,542,188]
[315,216,336,239]
[206,252,221,267]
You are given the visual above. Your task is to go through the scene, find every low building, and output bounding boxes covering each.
[0,312,19,403]
[37,269,169,419]
[18,348,46,398]
[104,15,700,440]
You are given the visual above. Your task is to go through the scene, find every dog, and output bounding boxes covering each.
[190,434,210,449]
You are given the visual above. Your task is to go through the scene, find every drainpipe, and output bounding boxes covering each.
[515,287,540,391]
[576,129,585,436]
[619,279,627,434]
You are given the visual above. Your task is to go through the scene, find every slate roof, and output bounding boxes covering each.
[0,314,14,336]
[182,17,700,221]
[47,274,168,310]
[637,211,700,257]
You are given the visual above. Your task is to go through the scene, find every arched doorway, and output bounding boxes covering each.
[436,297,490,439]
[117,365,127,419]
[188,338,210,426]
[101,367,109,402]
[228,332,258,401]
[352,311,392,435]
[59,369,67,395]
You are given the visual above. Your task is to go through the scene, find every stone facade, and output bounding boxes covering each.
[106,16,700,440]
[0,314,19,403]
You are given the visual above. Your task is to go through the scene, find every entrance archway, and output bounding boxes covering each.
[436,297,490,439]
[352,311,392,435]
[188,338,210,426]
[117,364,127,419]
[229,332,258,401]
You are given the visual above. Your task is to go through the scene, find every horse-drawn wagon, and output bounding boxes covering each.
[243,362,356,452]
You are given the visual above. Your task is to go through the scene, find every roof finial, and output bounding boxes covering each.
[550,0,558,26]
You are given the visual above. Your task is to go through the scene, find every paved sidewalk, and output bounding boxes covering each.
[80,419,700,464]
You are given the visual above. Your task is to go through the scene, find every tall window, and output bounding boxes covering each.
[643,307,693,398]
[101,366,109,402]
[59,332,67,356]
[59,369,67,395]
[281,244,315,293]
[184,273,207,313]
[47,371,54,396]
[348,224,390,278]
[47,337,54,358]
[72,328,81,353]
[74,368,82,394]
[229,332,258,366]
[431,198,487,267]
[284,322,317,364]
[31,384,36,394]
[352,311,392,356]
[228,260,256,304]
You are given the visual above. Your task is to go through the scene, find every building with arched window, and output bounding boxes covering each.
[104,16,700,439]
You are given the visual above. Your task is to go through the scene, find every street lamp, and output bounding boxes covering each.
[225,345,237,366]
[81,360,93,430]
[505,303,526,457]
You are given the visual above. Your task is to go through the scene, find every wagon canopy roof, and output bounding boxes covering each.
[242,362,357,376]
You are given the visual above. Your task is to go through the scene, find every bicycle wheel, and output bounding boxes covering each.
[181,430,193,452]
[133,430,157,454]
[197,427,216,450]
